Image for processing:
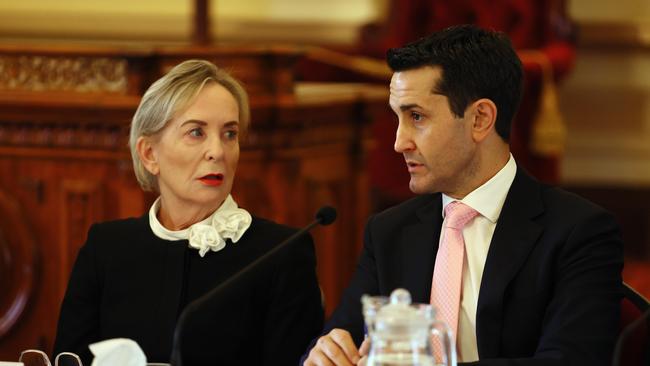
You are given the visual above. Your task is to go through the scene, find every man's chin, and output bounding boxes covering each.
[408,179,433,195]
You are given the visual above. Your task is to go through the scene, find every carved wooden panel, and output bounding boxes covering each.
[58,180,105,291]
[0,55,128,94]
[0,122,128,150]
[0,152,146,359]
[0,188,36,341]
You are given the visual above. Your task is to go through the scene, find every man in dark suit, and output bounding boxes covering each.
[303,25,623,366]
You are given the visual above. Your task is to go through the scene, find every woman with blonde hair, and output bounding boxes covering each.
[54,60,323,365]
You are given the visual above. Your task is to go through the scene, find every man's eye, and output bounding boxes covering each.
[411,112,423,121]
[189,128,204,137]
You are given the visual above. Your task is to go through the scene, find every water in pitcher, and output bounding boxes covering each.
[367,353,436,366]
[363,289,456,366]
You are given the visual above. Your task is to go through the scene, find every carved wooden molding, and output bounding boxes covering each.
[0,122,128,150]
[0,55,128,93]
[0,187,36,339]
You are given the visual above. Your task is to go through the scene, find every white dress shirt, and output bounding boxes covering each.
[440,154,517,362]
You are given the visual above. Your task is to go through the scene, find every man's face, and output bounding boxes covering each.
[389,66,477,198]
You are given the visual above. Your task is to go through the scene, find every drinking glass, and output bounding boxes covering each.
[54,352,82,366]
[18,350,51,366]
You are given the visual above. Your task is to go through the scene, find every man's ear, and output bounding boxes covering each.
[470,98,497,142]
[136,136,159,176]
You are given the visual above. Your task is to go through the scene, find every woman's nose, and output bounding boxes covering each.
[205,137,224,161]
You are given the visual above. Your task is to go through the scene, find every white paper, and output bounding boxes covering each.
[89,338,147,366]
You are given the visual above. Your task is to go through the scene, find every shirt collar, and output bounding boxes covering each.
[149,196,214,241]
[148,194,252,256]
[442,154,517,223]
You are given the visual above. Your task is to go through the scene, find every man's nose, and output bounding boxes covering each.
[394,121,414,153]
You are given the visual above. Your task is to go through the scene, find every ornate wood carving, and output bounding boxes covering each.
[0,122,128,150]
[0,56,128,94]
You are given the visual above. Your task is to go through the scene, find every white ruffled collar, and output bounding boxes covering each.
[148,195,252,257]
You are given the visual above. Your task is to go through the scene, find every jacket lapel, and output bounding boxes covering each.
[476,169,544,357]
[400,194,443,303]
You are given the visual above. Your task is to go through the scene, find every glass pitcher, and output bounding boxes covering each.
[362,288,456,366]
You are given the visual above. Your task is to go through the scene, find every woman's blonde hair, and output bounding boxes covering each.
[129,59,250,192]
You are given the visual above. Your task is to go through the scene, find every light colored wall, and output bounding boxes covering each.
[0,0,386,44]
[569,0,650,23]
[559,1,650,186]
[215,0,384,22]
[0,1,191,42]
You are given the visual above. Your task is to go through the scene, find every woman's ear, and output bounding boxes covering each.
[136,136,159,176]
[470,98,497,142]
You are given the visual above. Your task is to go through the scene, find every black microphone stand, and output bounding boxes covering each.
[170,206,336,366]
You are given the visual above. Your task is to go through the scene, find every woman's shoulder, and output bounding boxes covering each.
[249,216,299,237]
[246,216,314,253]
[85,214,149,248]
[245,216,317,271]
[90,215,146,234]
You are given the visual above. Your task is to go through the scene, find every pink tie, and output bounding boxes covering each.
[430,201,479,346]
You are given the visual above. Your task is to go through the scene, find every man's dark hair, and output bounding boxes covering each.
[386,24,523,141]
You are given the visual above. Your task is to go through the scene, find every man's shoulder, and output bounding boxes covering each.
[538,183,611,218]
[370,194,439,227]
[512,168,611,220]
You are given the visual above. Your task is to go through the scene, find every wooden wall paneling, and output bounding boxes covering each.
[156,46,301,96]
[0,187,37,347]
[58,179,105,292]
[232,151,274,220]
[0,157,58,358]
[303,149,366,316]
[105,160,150,220]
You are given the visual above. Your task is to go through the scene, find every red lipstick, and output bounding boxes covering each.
[199,173,224,187]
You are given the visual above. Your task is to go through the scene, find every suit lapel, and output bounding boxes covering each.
[476,169,544,357]
[400,194,443,303]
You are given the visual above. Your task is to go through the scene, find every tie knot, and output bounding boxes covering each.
[444,201,479,229]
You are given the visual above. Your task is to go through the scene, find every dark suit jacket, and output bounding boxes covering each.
[315,168,623,366]
[54,214,323,366]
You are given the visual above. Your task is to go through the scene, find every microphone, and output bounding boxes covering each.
[170,206,337,365]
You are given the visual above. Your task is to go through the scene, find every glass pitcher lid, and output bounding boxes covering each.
[374,289,430,337]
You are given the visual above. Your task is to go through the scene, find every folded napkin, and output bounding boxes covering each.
[89,338,147,366]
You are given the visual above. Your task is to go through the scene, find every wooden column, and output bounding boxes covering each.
[193,0,211,45]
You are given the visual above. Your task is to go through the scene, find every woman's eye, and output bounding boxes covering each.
[224,130,238,140]
[411,112,423,122]
[189,128,204,137]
